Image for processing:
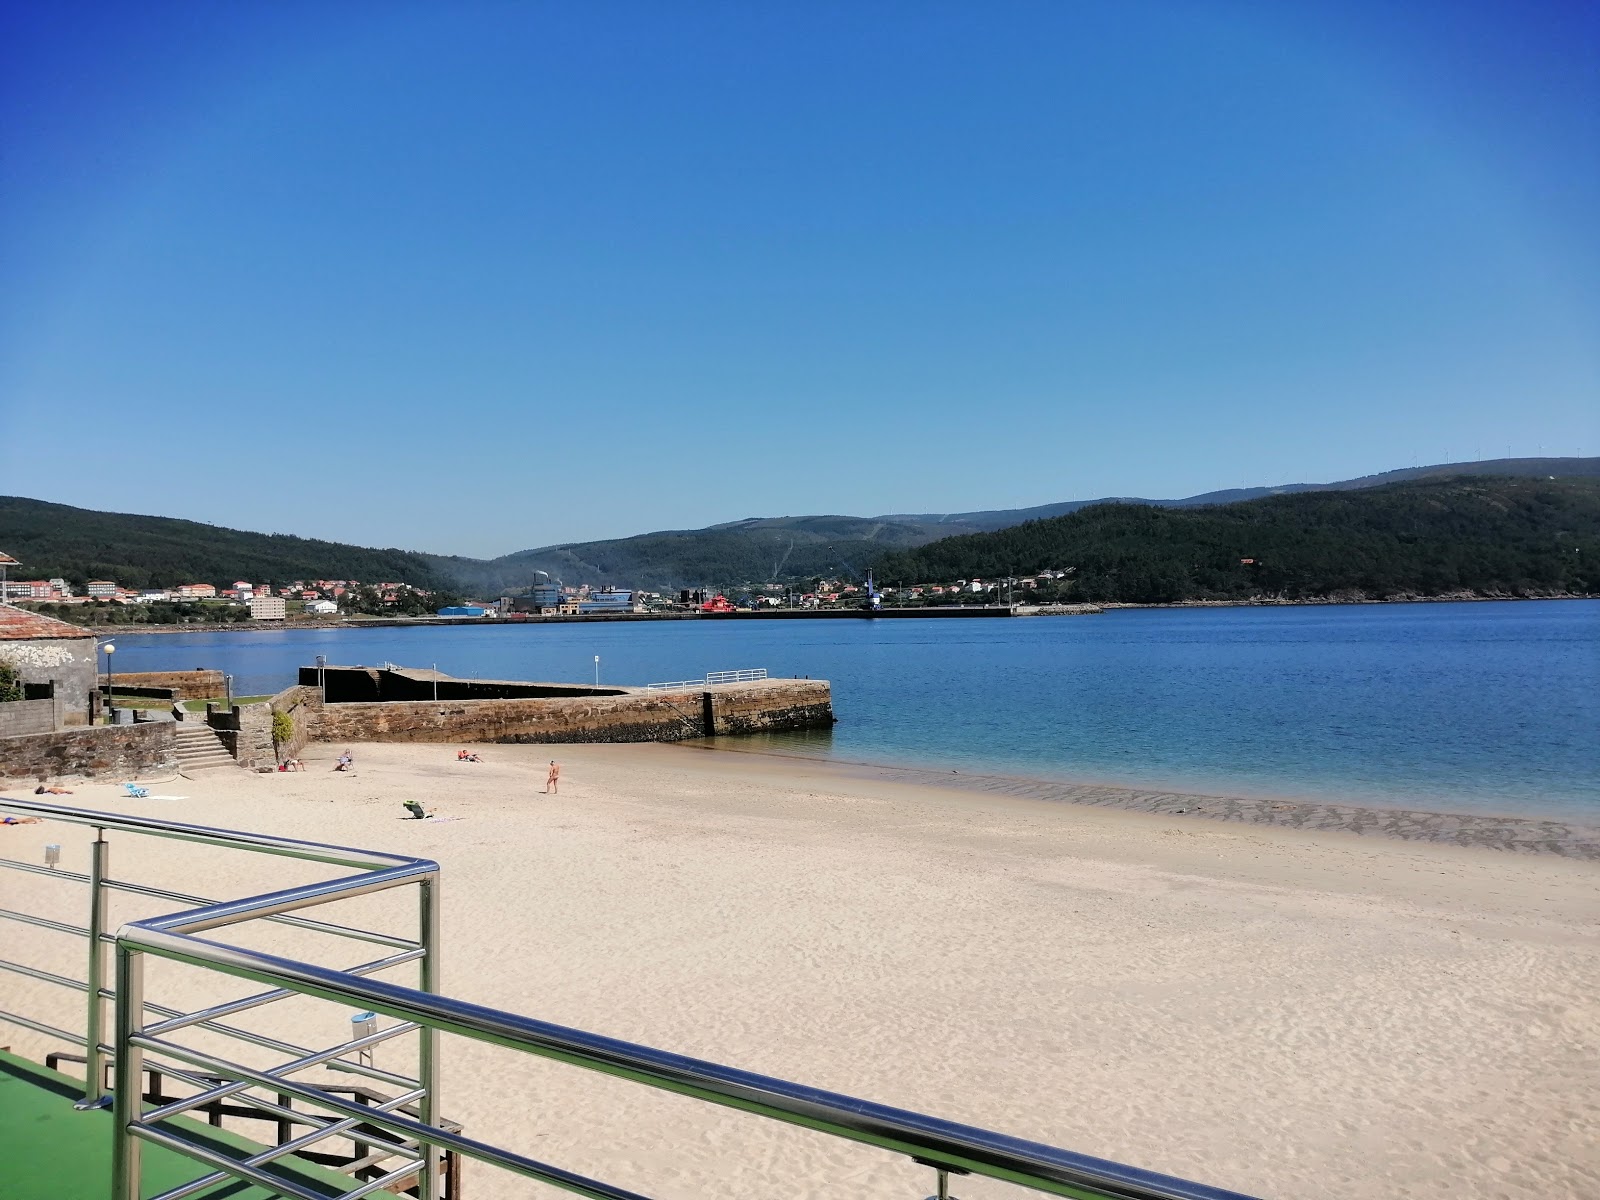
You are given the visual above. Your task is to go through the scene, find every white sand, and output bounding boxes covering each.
[2,742,1597,1199]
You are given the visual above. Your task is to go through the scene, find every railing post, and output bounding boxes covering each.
[417,875,441,1200]
[111,944,145,1200]
[76,828,111,1110]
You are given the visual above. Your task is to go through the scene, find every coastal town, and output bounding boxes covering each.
[1,560,1087,625]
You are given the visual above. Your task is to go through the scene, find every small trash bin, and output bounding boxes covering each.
[114,707,134,726]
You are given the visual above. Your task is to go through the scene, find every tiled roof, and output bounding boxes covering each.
[0,605,94,640]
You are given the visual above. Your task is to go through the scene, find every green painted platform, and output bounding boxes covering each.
[0,1048,396,1199]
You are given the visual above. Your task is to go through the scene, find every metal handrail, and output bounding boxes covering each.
[0,795,442,1198]
[705,668,768,685]
[1,795,1259,1200]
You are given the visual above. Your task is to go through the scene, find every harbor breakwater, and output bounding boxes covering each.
[299,666,834,746]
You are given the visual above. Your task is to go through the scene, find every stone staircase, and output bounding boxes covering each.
[172,723,238,772]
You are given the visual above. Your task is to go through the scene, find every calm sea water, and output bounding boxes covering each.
[104,601,1600,821]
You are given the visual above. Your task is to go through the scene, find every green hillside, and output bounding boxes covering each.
[442,515,948,595]
[0,496,455,592]
[472,456,1597,593]
[5,459,1595,600]
[873,477,1600,603]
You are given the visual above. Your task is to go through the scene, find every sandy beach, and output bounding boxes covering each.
[2,743,1597,1199]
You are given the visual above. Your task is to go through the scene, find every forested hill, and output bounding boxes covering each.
[450,514,944,595]
[0,496,456,591]
[871,477,1600,603]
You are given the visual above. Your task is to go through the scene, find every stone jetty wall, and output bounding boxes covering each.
[313,679,833,745]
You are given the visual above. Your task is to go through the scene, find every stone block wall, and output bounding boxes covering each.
[312,680,833,746]
[707,680,834,734]
[205,686,323,765]
[0,698,58,738]
[270,685,321,761]
[0,723,176,782]
[112,670,225,701]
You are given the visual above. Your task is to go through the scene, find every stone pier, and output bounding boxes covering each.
[298,666,833,746]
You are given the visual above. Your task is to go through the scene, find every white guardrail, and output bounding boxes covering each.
[646,669,768,692]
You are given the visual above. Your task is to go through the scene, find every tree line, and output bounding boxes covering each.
[871,477,1600,604]
[0,496,455,592]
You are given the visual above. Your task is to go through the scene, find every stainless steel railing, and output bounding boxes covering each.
[0,798,441,1197]
[0,795,1260,1200]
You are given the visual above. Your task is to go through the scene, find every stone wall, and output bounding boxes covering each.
[206,702,276,767]
[111,670,225,700]
[270,685,321,761]
[0,723,176,782]
[313,680,833,746]
[0,698,58,738]
[0,635,97,723]
[204,686,323,766]
[706,680,835,735]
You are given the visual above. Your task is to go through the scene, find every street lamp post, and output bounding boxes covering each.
[101,642,116,721]
[594,655,600,687]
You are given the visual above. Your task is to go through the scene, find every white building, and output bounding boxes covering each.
[248,595,287,621]
[86,580,117,597]
[305,599,339,615]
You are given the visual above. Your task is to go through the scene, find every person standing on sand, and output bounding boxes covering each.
[545,760,560,794]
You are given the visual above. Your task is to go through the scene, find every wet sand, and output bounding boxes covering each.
[700,748,1600,859]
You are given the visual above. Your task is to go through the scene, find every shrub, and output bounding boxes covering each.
[271,709,295,748]
[0,659,23,703]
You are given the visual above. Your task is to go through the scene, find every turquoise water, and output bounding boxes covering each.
[105,601,1600,821]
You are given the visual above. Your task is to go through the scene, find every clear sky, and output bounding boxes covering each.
[2,1,1595,559]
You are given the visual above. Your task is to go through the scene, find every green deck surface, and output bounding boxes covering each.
[0,1048,396,1199]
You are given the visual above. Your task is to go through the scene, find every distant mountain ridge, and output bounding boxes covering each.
[4,457,1594,596]
[465,457,1597,591]
[878,457,1600,533]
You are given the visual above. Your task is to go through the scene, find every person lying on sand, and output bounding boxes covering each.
[279,758,304,772]
[34,785,74,794]
[2,815,42,825]
[456,750,482,762]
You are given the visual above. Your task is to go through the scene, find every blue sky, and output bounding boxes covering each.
[2,1,1595,558]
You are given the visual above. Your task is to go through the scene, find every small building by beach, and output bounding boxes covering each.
[0,605,97,726]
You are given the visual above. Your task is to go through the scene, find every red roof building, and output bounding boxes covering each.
[0,605,93,640]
